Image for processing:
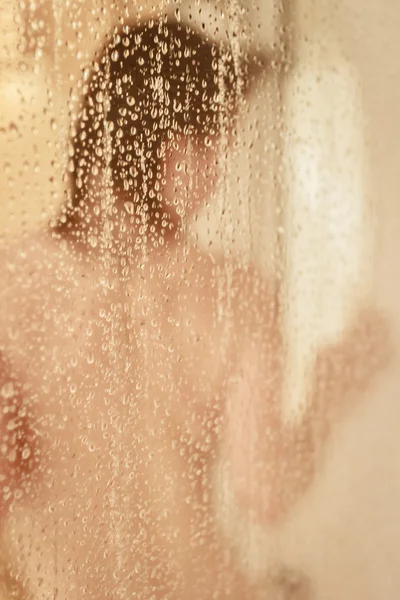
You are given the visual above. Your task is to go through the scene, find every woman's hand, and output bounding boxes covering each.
[222,306,393,525]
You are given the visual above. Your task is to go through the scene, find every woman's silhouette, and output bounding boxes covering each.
[0,17,390,600]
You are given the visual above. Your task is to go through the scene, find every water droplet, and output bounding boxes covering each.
[173,99,182,113]
[124,201,135,215]
[1,381,15,400]
[21,447,31,460]
[7,327,19,341]
[13,488,23,500]
[6,418,19,431]
[9,122,19,138]
[8,449,17,463]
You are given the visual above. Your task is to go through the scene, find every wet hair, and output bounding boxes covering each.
[56,17,265,240]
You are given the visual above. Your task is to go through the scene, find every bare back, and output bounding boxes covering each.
[0,231,275,599]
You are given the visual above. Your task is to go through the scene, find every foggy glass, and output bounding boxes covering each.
[0,1,398,599]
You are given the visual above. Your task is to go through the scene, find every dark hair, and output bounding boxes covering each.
[56,17,265,241]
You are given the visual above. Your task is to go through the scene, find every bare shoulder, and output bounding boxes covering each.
[166,244,278,351]
[170,245,272,296]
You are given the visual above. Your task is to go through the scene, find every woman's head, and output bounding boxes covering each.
[57,17,265,245]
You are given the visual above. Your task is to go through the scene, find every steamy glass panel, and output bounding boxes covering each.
[0,1,398,599]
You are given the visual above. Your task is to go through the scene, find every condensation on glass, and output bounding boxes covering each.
[0,1,398,599]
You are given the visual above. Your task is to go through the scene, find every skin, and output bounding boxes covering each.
[0,136,391,600]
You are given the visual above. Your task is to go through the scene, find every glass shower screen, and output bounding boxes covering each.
[0,1,398,599]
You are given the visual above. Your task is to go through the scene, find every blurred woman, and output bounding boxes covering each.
[0,17,390,600]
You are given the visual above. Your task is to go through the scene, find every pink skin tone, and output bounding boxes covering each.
[162,136,219,228]
[156,135,391,526]
[0,133,392,598]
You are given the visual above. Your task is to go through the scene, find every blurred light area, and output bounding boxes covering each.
[0,0,64,237]
[282,14,374,421]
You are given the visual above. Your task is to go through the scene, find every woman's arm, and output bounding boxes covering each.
[223,305,392,525]
[271,308,391,521]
